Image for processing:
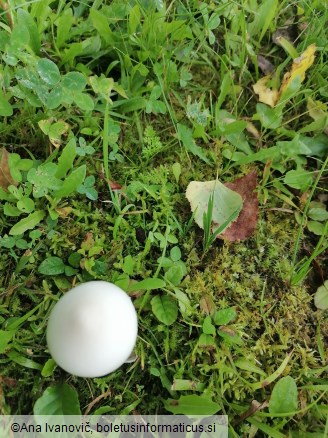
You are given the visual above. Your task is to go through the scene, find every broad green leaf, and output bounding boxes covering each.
[73,92,94,111]
[54,165,86,199]
[284,169,313,191]
[0,330,14,354]
[186,180,243,230]
[38,257,65,275]
[0,91,13,116]
[17,159,34,171]
[9,210,45,235]
[164,265,185,286]
[36,59,60,86]
[56,138,77,179]
[308,208,328,222]
[46,85,63,109]
[170,246,181,262]
[62,72,87,91]
[128,4,141,34]
[10,23,30,47]
[27,163,61,192]
[307,221,325,235]
[233,145,280,166]
[55,8,74,48]
[7,351,42,370]
[269,376,298,414]
[249,0,277,38]
[17,9,41,54]
[255,103,282,129]
[128,278,165,291]
[89,9,113,44]
[314,280,328,310]
[177,123,211,164]
[214,307,237,325]
[151,295,178,325]
[34,383,81,415]
[17,197,35,213]
[164,395,220,415]
[68,252,82,268]
[202,316,216,335]
[41,359,57,377]
[4,203,21,217]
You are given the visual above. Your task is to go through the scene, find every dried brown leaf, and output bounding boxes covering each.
[110,180,122,190]
[238,399,269,423]
[220,171,259,241]
[0,148,16,191]
[199,295,216,316]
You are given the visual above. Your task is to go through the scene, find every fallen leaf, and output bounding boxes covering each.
[220,171,259,241]
[253,76,279,108]
[253,44,316,108]
[110,180,122,190]
[0,148,16,191]
[199,295,216,316]
[238,399,269,423]
[55,207,73,218]
[185,180,243,231]
[279,44,316,98]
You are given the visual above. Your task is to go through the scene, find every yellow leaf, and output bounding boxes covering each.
[279,44,316,97]
[253,76,279,108]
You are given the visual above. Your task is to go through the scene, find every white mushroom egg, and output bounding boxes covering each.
[46,281,138,378]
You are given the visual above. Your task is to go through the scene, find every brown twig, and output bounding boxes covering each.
[83,388,112,415]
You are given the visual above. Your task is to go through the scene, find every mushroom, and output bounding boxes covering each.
[46,281,138,378]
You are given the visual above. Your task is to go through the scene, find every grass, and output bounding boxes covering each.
[0,0,327,435]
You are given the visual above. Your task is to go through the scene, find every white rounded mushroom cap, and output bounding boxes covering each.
[46,281,138,378]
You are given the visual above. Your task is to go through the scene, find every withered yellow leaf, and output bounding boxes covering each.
[279,44,316,97]
[253,76,279,108]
